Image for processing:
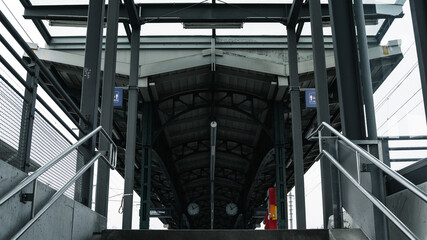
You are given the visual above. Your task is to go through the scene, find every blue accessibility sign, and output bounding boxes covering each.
[305,89,316,108]
[113,88,123,107]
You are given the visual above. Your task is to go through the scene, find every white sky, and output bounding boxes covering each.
[0,0,425,231]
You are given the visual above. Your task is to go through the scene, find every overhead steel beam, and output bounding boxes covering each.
[287,0,304,28]
[19,0,52,44]
[23,3,391,24]
[123,0,140,28]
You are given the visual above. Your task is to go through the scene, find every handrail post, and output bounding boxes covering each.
[356,152,361,184]
[31,180,38,218]
[327,137,343,229]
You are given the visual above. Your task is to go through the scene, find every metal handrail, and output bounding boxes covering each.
[0,9,87,124]
[0,126,117,206]
[308,122,427,240]
[320,150,420,240]
[10,153,107,240]
[308,122,427,203]
[0,126,116,240]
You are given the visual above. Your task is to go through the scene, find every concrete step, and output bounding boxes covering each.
[98,229,330,240]
[329,229,370,240]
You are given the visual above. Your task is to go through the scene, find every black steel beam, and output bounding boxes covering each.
[140,102,153,229]
[123,22,132,43]
[122,26,140,229]
[273,102,288,229]
[329,0,365,140]
[77,0,105,207]
[23,3,383,24]
[288,27,306,229]
[19,0,52,44]
[123,0,140,28]
[309,0,333,228]
[287,0,304,28]
[386,158,427,195]
[96,0,120,218]
[17,63,39,173]
[296,22,304,43]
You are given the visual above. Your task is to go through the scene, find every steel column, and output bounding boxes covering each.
[17,63,39,173]
[273,102,288,229]
[287,27,306,229]
[122,27,141,230]
[140,102,153,229]
[355,1,388,237]
[409,0,427,124]
[328,0,365,140]
[370,167,389,240]
[210,121,217,229]
[308,0,333,228]
[328,139,343,229]
[354,0,377,140]
[96,0,120,217]
[78,0,105,207]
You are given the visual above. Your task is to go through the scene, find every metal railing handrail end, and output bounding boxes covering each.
[321,150,420,240]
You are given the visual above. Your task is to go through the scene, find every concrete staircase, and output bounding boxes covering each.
[94,229,369,240]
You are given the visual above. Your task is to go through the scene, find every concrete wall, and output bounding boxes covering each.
[0,160,106,240]
[386,181,427,240]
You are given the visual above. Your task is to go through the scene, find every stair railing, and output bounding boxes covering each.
[0,125,117,240]
[307,122,427,240]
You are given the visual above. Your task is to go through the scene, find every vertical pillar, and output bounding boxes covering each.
[328,0,365,140]
[287,27,306,229]
[273,102,288,229]
[78,0,105,207]
[354,0,377,140]
[17,62,39,173]
[409,0,427,124]
[370,167,388,239]
[122,27,140,229]
[328,138,343,229]
[354,1,387,238]
[140,102,153,229]
[308,0,333,228]
[96,0,120,217]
